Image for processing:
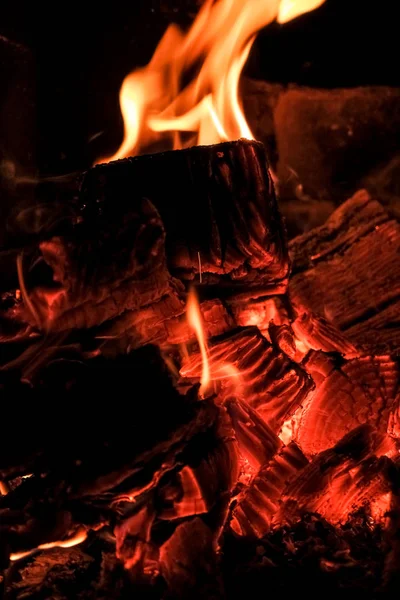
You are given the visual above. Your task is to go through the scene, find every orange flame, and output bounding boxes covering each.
[99,0,326,163]
[10,528,87,562]
[186,288,210,398]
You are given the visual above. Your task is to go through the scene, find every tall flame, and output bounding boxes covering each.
[186,288,210,398]
[99,0,325,163]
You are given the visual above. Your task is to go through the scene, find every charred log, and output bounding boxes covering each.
[297,351,400,455]
[289,190,400,354]
[80,139,289,298]
[181,327,314,432]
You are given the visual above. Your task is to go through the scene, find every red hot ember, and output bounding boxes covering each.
[1,138,399,600]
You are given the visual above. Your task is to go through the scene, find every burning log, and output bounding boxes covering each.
[230,441,308,538]
[17,197,184,332]
[99,297,234,351]
[276,426,394,528]
[292,312,358,358]
[228,294,290,335]
[289,190,400,353]
[181,327,314,433]
[80,139,289,298]
[297,351,400,455]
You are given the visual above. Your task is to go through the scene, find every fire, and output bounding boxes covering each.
[10,528,88,562]
[99,0,326,163]
[186,288,210,398]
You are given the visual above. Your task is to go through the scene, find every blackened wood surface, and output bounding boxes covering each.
[289,190,400,353]
[80,139,289,299]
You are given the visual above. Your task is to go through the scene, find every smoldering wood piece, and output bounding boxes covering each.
[158,405,239,522]
[99,298,234,351]
[275,428,395,527]
[228,295,290,335]
[296,351,400,455]
[382,458,400,592]
[159,518,223,599]
[7,547,95,600]
[80,139,290,299]
[17,197,184,332]
[115,407,239,588]
[289,190,400,354]
[292,311,358,358]
[181,327,314,433]
[225,398,282,471]
[0,400,220,561]
[230,441,308,538]
[268,323,297,361]
[0,345,207,480]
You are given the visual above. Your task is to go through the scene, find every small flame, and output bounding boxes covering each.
[186,288,210,398]
[99,0,326,163]
[10,528,87,562]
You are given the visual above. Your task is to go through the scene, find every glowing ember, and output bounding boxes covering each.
[186,288,211,398]
[99,0,326,162]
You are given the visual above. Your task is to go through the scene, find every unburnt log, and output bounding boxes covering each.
[289,190,400,353]
[80,139,290,298]
[297,351,400,455]
[181,327,314,433]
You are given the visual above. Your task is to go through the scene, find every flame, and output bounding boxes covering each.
[99,0,326,163]
[186,288,210,398]
[10,528,87,562]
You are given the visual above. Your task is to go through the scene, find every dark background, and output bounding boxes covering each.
[0,0,399,178]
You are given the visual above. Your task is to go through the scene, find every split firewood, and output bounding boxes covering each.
[230,441,308,538]
[296,350,400,455]
[276,426,394,528]
[15,197,184,332]
[98,297,234,352]
[80,139,290,298]
[112,405,239,594]
[289,190,400,354]
[181,326,314,433]
[291,312,358,358]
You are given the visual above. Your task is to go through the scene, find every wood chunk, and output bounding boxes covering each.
[159,518,223,599]
[226,399,282,471]
[100,298,234,350]
[289,190,400,353]
[292,312,358,358]
[11,547,94,600]
[181,327,314,432]
[230,442,308,538]
[297,351,400,455]
[19,198,184,332]
[158,407,239,521]
[80,139,290,299]
[275,426,388,526]
[268,323,297,361]
[228,295,290,336]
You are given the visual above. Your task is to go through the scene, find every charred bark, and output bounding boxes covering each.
[289,190,400,354]
[80,139,289,298]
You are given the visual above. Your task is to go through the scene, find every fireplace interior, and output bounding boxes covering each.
[1,1,400,599]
